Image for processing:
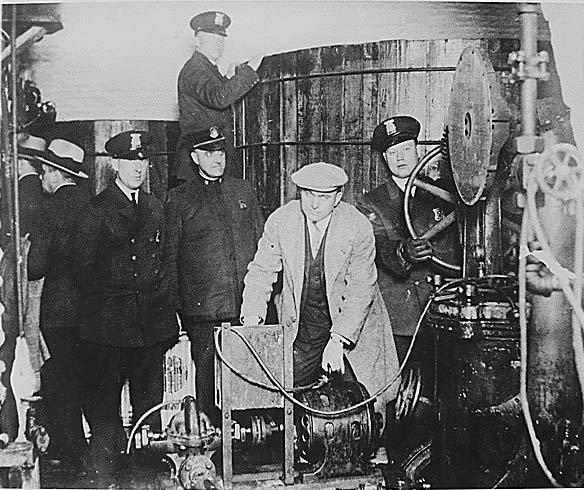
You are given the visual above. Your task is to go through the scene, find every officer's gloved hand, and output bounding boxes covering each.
[321,335,345,374]
[402,238,433,264]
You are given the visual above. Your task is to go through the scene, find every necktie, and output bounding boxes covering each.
[311,222,322,258]
[131,192,138,208]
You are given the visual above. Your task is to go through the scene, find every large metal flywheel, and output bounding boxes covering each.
[448,46,511,205]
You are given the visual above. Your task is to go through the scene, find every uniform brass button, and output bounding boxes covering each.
[152,254,156,259]
[133,273,138,278]
[130,238,135,244]
[131,255,137,261]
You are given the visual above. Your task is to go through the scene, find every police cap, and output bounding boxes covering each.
[190,11,231,37]
[186,126,226,151]
[371,116,421,153]
[291,162,348,192]
[105,131,153,160]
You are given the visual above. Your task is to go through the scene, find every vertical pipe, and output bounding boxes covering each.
[10,4,23,337]
[519,3,539,138]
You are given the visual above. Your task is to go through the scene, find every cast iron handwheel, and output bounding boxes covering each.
[403,146,461,272]
[534,143,584,201]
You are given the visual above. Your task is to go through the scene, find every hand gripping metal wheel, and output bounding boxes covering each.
[404,146,461,272]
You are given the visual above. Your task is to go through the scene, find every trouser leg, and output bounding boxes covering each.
[80,341,124,479]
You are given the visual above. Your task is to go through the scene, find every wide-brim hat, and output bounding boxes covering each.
[371,116,421,153]
[36,139,89,179]
[17,133,47,160]
[190,11,231,37]
[186,126,226,152]
[291,162,348,192]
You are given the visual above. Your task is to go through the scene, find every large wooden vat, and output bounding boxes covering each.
[235,19,559,215]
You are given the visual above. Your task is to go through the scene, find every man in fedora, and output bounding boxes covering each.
[240,162,400,419]
[0,133,49,445]
[176,10,264,183]
[71,131,178,486]
[17,133,47,237]
[165,125,263,425]
[27,138,91,477]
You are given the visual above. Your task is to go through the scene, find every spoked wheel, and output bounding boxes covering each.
[403,146,461,272]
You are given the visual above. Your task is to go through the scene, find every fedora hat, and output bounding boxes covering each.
[17,133,47,160]
[36,139,89,179]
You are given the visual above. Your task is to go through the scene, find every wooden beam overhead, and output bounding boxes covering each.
[2,26,48,64]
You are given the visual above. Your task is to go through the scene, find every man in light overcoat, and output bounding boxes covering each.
[240,162,400,416]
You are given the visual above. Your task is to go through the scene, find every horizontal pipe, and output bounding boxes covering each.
[258,65,510,85]
[235,139,443,149]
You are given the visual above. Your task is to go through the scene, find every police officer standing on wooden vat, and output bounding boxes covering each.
[357,116,460,362]
[240,162,400,419]
[71,131,178,487]
[165,125,264,426]
[27,138,91,476]
[175,10,263,183]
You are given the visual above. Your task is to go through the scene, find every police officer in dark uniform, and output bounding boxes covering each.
[357,116,460,361]
[72,131,178,486]
[165,126,264,425]
[27,138,91,475]
[176,10,263,182]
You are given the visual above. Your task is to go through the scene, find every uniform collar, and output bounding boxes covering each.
[198,170,223,185]
[115,179,140,203]
[18,171,39,181]
[54,182,76,193]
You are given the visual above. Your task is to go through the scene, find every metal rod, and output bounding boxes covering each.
[519,3,539,137]
[234,139,443,150]
[11,4,24,336]
[257,65,491,85]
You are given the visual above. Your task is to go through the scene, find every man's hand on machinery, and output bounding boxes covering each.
[241,315,263,327]
[402,238,433,264]
[321,334,345,374]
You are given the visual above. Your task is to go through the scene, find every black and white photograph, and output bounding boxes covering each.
[1,1,584,488]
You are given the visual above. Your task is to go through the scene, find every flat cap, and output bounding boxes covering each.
[371,116,421,153]
[291,162,348,192]
[105,131,153,160]
[190,11,231,37]
[185,126,226,151]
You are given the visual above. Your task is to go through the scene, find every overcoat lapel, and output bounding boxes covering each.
[324,205,349,289]
[281,206,305,316]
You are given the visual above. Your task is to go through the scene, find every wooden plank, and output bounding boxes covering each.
[296,47,323,167]
[320,45,344,170]
[362,42,380,193]
[263,54,282,214]
[340,44,364,205]
[281,51,298,205]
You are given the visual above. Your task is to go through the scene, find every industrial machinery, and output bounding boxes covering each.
[387,3,584,488]
[128,324,384,490]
